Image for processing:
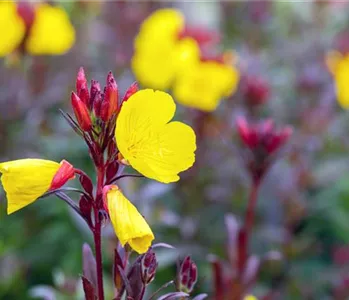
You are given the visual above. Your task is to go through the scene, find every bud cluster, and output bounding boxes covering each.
[176,256,198,293]
[236,116,292,181]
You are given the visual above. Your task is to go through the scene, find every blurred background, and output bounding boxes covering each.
[2,1,349,299]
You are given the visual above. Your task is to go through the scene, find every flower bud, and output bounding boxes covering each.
[79,172,93,195]
[76,67,87,94]
[71,92,92,131]
[141,249,157,284]
[93,91,103,119]
[100,72,119,122]
[122,82,138,103]
[49,160,75,190]
[79,195,92,220]
[243,76,270,106]
[177,256,198,293]
[90,80,101,108]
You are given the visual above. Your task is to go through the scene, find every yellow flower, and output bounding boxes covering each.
[0,1,26,57]
[132,37,199,91]
[0,159,74,214]
[26,4,75,55]
[132,9,200,90]
[115,89,196,183]
[105,185,154,254]
[173,60,240,111]
[244,296,258,300]
[326,51,349,109]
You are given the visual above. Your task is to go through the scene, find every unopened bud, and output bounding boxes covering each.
[122,82,138,103]
[177,256,198,293]
[100,72,119,122]
[71,92,92,131]
[79,173,93,195]
[90,80,101,108]
[243,76,270,106]
[76,67,87,94]
[93,91,103,119]
[79,195,92,220]
[49,160,75,190]
[141,249,157,284]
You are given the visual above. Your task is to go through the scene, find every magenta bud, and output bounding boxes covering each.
[93,91,103,118]
[76,67,87,94]
[122,82,138,103]
[243,75,270,106]
[90,80,101,108]
[177,256,198,293]
[141,249,157,284]
[71,92,92,131]
[17,1,35,28]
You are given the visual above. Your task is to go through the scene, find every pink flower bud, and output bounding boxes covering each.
[71,92,92,131]
[243,75,270,106]
[141,249,157,284]
[100,72,119,122]
[177,256,198,293]
[76,67,87,94]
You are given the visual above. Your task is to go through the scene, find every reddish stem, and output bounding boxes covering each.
[244,178,261,235]
[238,178,261,284]
[93,165,105,300]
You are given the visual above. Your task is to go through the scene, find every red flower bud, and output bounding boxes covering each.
[141,249,157,284]
[49,160,75,190]
[177,256,198,293]
[122,82,138,103]
[79,195,92,220]
[71,92,92,131]
[90,80,101,108]
[93,91,103,119]
[76,67,88,94]
[100,72,119,122]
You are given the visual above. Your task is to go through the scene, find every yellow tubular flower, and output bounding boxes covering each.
[0,159,60,214]
[25,4,75,55]
[326,51,349,109]
[244,296,258,300]
[115,89,196,183]
[173,61,240,112]
[106,185,154,254]
[0,1,26,57]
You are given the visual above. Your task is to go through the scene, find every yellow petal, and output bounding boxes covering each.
[326,50,343,74]
[25,4,75,55]
[244,296,258,300]
[174,61,239,111]
[0,1,26,57]
[106,186,154,254]
[332,54,349,109]
[0,159,60,214]
[116,89,196,183]
[132,9,192,90]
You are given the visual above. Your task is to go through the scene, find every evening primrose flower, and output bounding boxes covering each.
[115,89,196,183]
[173,60,240,112]
[0,1,75,57]
[132,9,199,90]
[25,3,75,55]
[0,1,26,56]
[104,185,154,254]
[326,51,349,108]
[244,296,258,300]
[0,159,75,214]
[132,8,240,111]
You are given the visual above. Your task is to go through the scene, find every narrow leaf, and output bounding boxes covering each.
[82,243,97,289]
[81,276,97,300]
[157,292,189,300]
[192,294,208,300]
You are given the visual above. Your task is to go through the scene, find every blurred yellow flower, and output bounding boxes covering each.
[106,185,154,254]
[26,4,75,55]
[115,89,196,183]
[0,1,26,57]
[0,159,60,214]
[132,8,240,111]
[326,51,349,109]
[244,296,258,300]
[174,60,240,112]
